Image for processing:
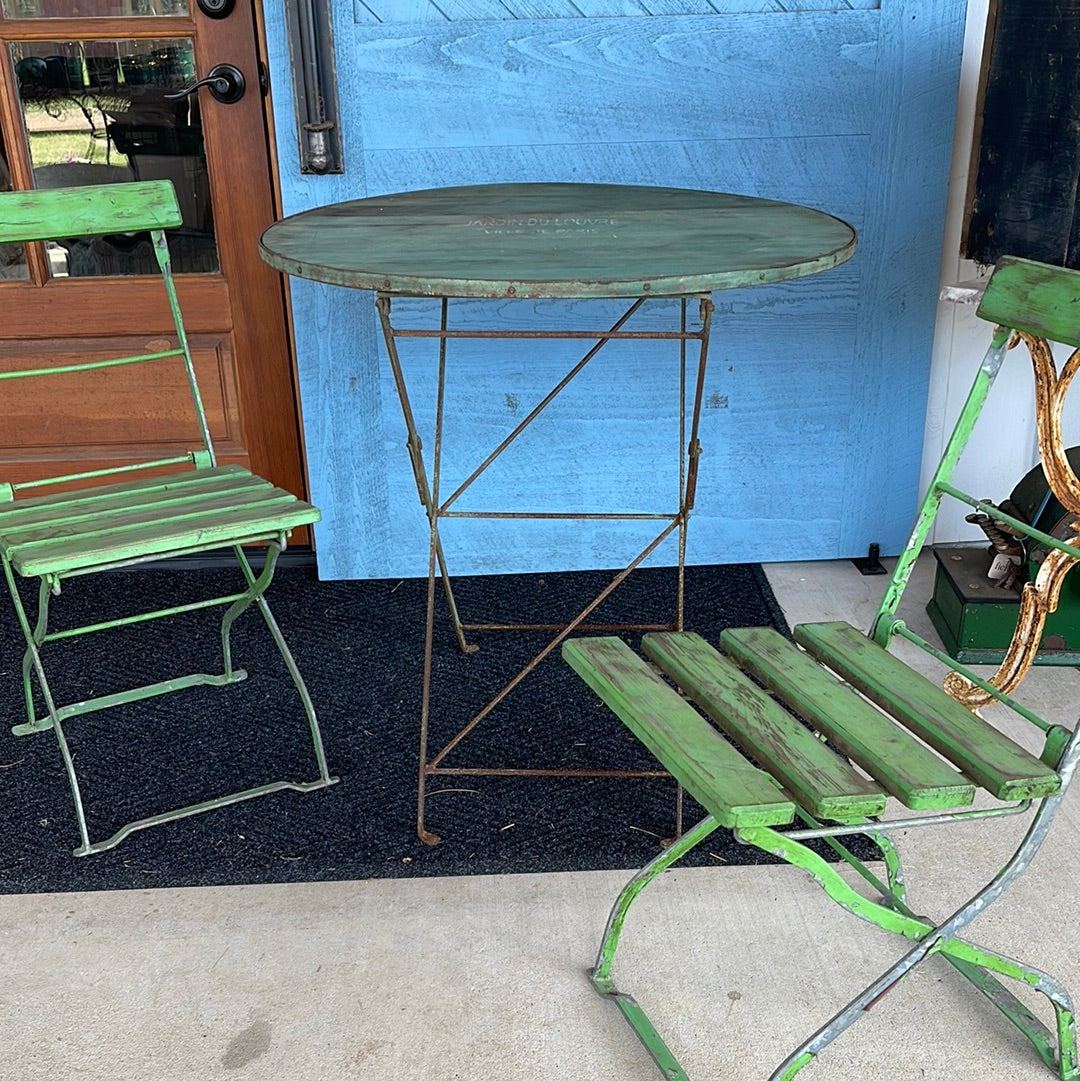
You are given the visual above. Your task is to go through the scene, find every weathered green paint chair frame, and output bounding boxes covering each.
[565,256,1080,1079]
[0,181,337,855]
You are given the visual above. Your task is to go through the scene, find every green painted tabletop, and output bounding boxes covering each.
[259,183,856,299]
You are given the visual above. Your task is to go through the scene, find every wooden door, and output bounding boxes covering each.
[267,0,968,579]
[0,0,306,511]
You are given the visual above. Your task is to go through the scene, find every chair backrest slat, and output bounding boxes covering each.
[978,256,1080,347]
[0,181,182,244]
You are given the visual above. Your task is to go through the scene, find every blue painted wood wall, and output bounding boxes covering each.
[264,0,969,579]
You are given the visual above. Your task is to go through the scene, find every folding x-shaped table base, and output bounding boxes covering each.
[375,292,714,844]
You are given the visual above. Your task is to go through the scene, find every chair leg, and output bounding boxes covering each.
[865,829,906,903]
[835,826,1073,1076]
[740,785,1075,1081]
[589,815,721,1081]
[592,803,1078,1080]
[20,576,51,728]
[593,814,721,990]
[219,547,276,679]
[764,922,1078,1081]
[3,545,337,856]
[812,825,908,909]
[937,937,1078,1079]
[2,558,92,853]
[231,544,334,786]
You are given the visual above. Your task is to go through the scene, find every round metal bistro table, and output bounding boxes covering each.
[260,182,857,845]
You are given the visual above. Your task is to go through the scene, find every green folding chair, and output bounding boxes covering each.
[564,255,1080,1079]
[0,181,337,856]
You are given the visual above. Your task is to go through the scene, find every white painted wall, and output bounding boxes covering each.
[924,0,1080,543]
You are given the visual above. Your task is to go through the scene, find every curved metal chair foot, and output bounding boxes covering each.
[587,817,721,1080]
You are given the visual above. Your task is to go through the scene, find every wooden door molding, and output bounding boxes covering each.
[192,0,306,499]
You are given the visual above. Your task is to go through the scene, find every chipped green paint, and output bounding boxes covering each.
[978,256,1080,349]
[795,621,1061,801]
[720,626,975,810]
[569,255,1080,1081]
[561,636,794,828]
[565,615,1073,1080]
[589,813,721,1081]
[642,631,886,820]
[775,1054,816,1081]
[935,482,1080,563]
[3,485,320,576]
[592,814,721,992]
[877,256,1080,645]
[259,183,856,299]
[738,824,929,939]
[886,619,1056,733]
[0,180,183,245]
[583,796,1079,1081]
[1043,726,1075,769]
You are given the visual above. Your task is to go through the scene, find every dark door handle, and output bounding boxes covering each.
[165,63,245,104]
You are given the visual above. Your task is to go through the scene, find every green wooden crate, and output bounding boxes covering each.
[927,546,1080,666]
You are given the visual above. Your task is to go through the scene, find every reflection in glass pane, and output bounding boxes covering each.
[0,126,30,279]
[1,0,186,22]
[11,39,218,277]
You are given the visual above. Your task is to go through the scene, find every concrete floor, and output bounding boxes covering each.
[4,557,1079,1081]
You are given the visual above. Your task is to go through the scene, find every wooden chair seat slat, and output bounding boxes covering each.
[0,467,265,531]
[4,484,296,549]
[562,636,795,829]
[720,626,976,810]
[1,468,319,576]
[642,631,886,821]
[794,621,1061,801]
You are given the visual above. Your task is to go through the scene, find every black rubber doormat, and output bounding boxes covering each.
[0,562,809,895]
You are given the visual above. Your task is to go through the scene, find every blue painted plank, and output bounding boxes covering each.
[499,0,591,15]
[265,0,388,579]
[571,0,651,14]
[356,0,440,22]
[432,0,525,19]
[373,313,856,573]
[351,14,878,151]
[352,0,379,21]
[355,0,879,20]
[640,0,725,14]
[703,1,881,9]
[839,0,968,557]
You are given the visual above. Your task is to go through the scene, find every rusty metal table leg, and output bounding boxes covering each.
[376,292,715,844]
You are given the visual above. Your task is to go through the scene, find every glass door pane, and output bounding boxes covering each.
[1,0,187,20]
[10,37,218,276]
[0,123,29,278]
